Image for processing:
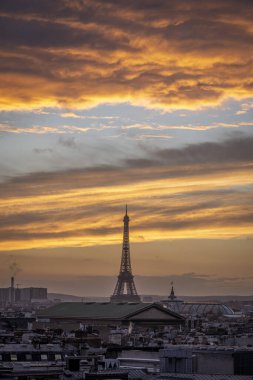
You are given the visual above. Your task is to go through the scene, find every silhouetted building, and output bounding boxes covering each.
[160,284,234,317]
[36,302,185,340]
[15,287,47,303]
[0,277,47,305]
[161,283,184,314]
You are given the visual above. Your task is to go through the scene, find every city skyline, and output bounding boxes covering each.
[0,1,252,296]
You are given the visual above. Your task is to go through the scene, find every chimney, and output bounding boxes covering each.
[11,276,15,304]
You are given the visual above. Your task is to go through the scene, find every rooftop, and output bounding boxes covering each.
[38,302,185,320]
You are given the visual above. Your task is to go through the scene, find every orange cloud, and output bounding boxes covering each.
[0,0,253,111]
[0,124,90,134]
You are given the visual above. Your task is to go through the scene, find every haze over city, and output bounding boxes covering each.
[0,0,252,297]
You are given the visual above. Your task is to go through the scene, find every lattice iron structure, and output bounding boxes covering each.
[110,206,141,303]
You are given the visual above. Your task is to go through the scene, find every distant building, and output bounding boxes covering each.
[0,287,10,305]
[161,284,234,318]
[161,283,184,314]
[0,277,15,305]
[36,302,185,340]
[160,345,253,376]
[15,287,47,303]
[0,277,47,305]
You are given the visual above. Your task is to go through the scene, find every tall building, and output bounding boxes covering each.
[110,206,141,303]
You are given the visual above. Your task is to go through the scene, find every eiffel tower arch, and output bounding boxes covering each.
[110,206,141,303]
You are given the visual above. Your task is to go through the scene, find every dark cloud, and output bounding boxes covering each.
[153,136,253,165]
[124,136,253,169]
[142,212,253,232]
[0,0,64,15]
[0,211,49,228]
[33,148,53,154]
[58,136,78,149]
[0,226,119,242]
[0,15,134,51]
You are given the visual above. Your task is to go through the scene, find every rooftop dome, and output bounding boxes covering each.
[180,302,234,316]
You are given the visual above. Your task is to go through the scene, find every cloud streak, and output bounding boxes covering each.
[0,124,91,134]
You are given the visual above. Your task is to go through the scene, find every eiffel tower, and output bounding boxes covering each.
[110,206,141,303]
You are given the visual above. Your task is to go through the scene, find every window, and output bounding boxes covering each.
[41,354,47,361]
[26,354,32,361]
[55,354,62,360]
[11,354,17,361]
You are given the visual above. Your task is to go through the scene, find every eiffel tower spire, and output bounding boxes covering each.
[110,206,141,303]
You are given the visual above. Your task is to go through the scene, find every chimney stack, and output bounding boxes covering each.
[10,276,15,304]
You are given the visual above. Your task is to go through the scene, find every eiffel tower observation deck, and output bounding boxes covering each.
[110,206,141,303]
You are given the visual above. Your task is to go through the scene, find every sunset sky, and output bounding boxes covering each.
[0,0,253,296]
